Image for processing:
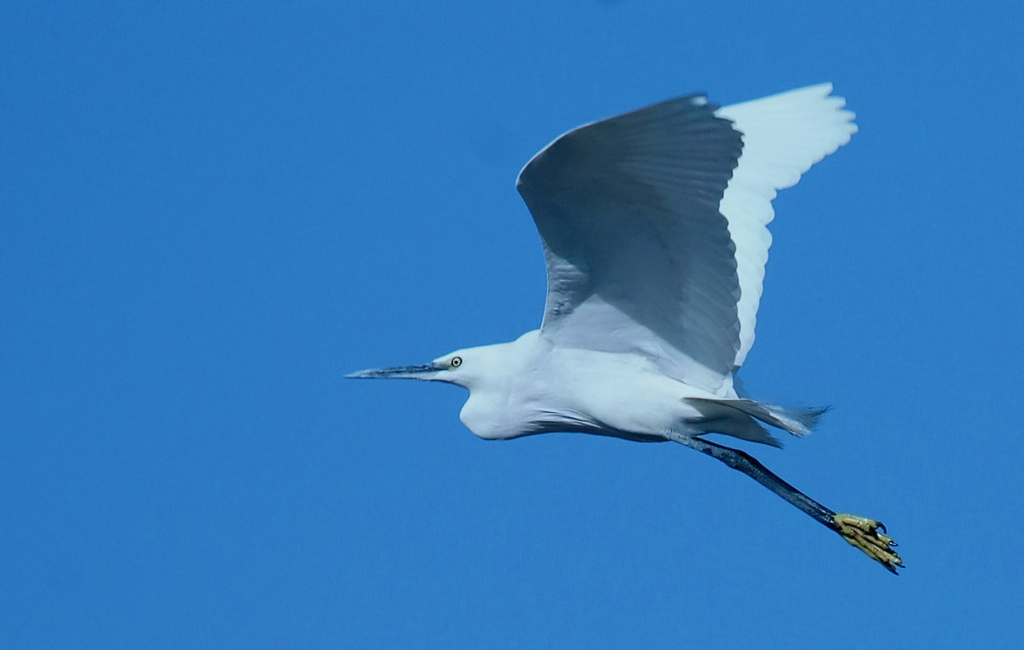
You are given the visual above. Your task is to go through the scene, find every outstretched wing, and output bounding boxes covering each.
[516,84,856,394]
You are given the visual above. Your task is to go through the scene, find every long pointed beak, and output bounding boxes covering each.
[346,363,444,380]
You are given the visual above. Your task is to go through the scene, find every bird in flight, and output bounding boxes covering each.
[350,83,902,573]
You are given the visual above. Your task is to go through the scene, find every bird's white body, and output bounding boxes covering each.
[451,330,710,441]
[445,330,802,446]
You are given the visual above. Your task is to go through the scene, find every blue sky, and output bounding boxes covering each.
[3,2,1023,647]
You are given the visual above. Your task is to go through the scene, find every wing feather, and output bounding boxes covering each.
[516,85,856,394]
[716,83,857,369]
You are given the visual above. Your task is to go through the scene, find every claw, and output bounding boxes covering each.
[833,513,903,574]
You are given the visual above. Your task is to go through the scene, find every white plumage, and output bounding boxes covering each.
[716,84,857,371]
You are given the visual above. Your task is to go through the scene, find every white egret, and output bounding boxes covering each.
[350,83,902,573]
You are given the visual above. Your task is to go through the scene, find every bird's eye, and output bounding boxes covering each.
[450,356,462,368]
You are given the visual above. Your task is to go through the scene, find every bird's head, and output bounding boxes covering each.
[347,345,498,391]
[349,339,532,440]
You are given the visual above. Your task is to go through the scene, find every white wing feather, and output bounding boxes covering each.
[716,83,857,369]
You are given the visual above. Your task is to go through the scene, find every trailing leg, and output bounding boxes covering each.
[667,431,903,574]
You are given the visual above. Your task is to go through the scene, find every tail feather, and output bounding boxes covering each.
[688,398,829,438]
[763,404,830,437]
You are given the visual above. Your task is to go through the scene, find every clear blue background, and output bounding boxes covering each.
[3,2,1023,647]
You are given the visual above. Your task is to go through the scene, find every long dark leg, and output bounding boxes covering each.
[667,431,903,574]
[676,434,839,530]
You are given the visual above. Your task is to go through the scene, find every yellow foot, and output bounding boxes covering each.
[833,513,904,574]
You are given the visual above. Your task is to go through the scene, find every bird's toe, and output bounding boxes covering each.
[832,513,903,574]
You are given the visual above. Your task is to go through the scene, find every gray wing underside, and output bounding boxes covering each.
[516,96,744,392]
